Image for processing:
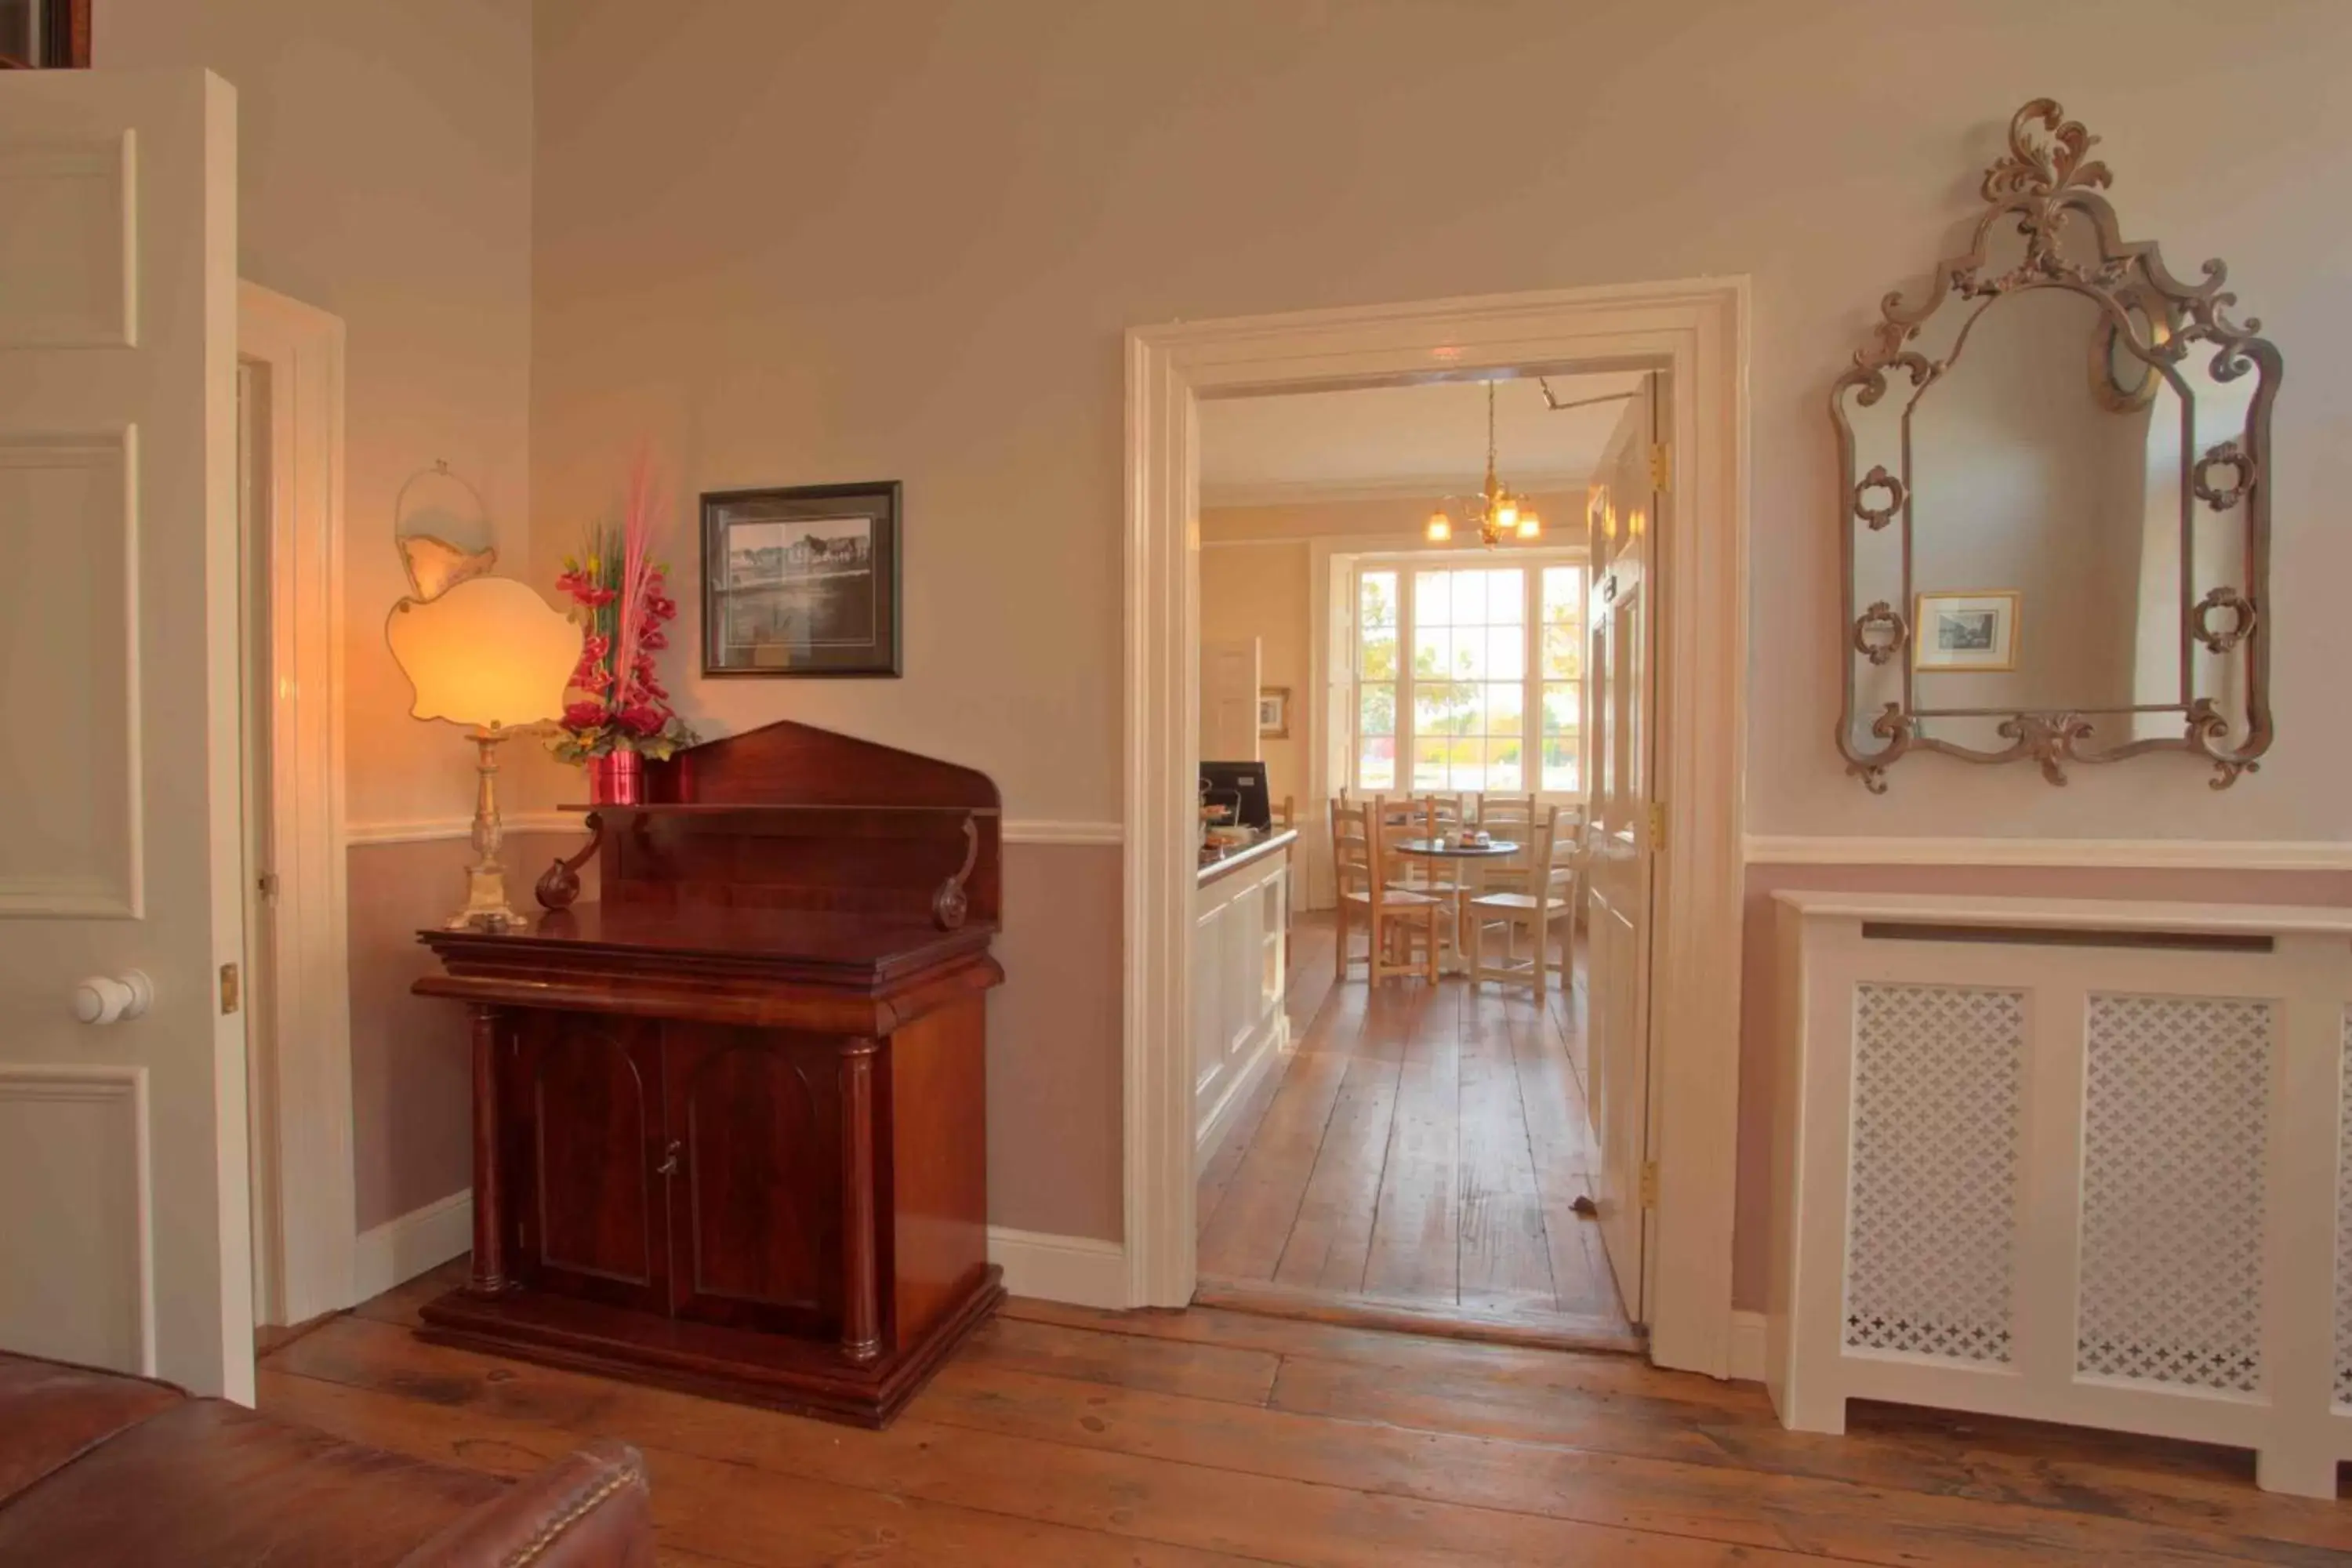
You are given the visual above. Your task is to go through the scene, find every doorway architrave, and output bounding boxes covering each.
[238,281,354,1328]
[1123,278,1749,1374]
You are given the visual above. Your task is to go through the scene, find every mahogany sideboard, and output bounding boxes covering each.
[412,720,1005,1428]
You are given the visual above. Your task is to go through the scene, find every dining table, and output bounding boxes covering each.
[1389,835,1520,975]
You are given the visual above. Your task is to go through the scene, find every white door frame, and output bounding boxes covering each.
[237,281,354,1327]
[1123,278,1750,1374]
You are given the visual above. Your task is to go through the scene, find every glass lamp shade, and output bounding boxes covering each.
[1425,510,1453,543]
[1516,510,1542,539]
[386,575,580,731]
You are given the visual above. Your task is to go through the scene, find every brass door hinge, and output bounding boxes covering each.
[219,962,241,1015]
[256,870,280,902]
[1645,800,1667,852]
[1640,1160,1660,1209]
[1648,441,1672,493]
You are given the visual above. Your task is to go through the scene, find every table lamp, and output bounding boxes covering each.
[387,575,582,931]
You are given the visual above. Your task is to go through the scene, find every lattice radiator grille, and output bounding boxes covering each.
[2077,993,2271,1393]
[1843,983,2023,1363]
[2336,1009,2352,1410]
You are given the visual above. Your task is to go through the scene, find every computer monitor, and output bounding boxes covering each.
[1198,760,1273,831]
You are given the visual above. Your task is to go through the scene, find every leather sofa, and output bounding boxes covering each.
[0,1348,655,1566]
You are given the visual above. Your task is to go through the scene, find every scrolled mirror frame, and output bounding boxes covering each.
[1832,98,2281,793]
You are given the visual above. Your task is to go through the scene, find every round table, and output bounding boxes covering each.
[1390,837,1520,975]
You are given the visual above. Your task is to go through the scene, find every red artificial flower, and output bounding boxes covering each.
[563,700,609,731]
[615,703,666,737]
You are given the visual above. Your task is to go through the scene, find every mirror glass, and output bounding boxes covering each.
[1906,287,2181,748]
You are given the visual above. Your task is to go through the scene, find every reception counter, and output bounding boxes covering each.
[1192,828,1295,1160]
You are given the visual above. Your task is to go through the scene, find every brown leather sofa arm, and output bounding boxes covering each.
[395,1439,654,1568]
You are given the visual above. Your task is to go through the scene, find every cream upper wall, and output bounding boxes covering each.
[1200,544,1305,804]
[107,0,543,828]
[532,0,2352,842]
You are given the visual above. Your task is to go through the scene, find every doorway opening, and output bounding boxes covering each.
[1186,368,1658,1346]
[238,282,356,1339]
[1127,281,1748,1376]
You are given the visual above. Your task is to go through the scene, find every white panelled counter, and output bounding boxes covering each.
[1769,890,2352,1496]
[1192,829,1295,1162]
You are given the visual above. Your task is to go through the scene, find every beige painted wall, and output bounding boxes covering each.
[534,0,2352,846]
[347,831,583,1227]
[107,0,542,829]
[106,0,542,1231]
[103,0,2352,1272]
[532,1,2352,1256]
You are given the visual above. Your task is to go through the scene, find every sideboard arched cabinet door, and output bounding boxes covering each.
[504,1013,670,1314]
[661,1025,844,1339]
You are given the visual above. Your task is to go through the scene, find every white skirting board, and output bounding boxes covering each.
[351,1189,473,1303]
[987,1226,1128,1308]
[348,1191,1131,1313]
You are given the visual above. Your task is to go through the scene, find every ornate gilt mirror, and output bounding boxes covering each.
[1834,100,2279,791]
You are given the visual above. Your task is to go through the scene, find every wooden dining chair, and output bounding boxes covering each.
[1385,793,1467,900]
[1466,804,1581,993]
[1475,793,1536,830]
[1472,793,1540,892]
[1332,797,1443,984]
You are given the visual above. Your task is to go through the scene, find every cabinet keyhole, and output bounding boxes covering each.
[656,1139,682,1178]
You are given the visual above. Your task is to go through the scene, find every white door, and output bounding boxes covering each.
[1200,636,1261,762]
[1583,372,1663,1327]
[0,70,251,1399]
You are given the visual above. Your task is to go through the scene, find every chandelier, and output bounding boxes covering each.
[1425,380,1541,547]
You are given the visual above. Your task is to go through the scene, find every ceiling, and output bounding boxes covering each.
[1197,370,1649,508]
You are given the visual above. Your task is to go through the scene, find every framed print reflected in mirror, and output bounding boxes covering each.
[1912,590,2020,673]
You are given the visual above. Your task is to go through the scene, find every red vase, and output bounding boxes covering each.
[588,750,644,805]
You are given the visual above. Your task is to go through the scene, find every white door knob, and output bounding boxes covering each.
[72,971,153,1025]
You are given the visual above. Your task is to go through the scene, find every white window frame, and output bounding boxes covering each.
[1348,549,1589,802]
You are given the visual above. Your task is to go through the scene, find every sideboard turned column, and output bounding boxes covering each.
[464,1004,511,1297]
[838,1037,884,1367]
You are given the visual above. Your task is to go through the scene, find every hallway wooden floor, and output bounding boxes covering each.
[1196,913,1631,1339]
[259,1263,2352,1566]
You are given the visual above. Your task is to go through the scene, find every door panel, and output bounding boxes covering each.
[1201,637,1261,761]
[663,1025,841,1336]
[1584,372,1664,1326]
[0,71,245,1396]
[509,1012,670,1312]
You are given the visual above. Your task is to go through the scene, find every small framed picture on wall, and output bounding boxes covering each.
[1913,590,2020,673]
[700,481,902,677]
[1258,686,1290,739]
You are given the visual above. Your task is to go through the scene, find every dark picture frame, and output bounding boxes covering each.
[700,481,902,677]
[0,0,93,70]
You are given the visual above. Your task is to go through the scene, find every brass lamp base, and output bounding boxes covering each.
[447,726,529,933]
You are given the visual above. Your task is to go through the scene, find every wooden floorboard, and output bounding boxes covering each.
[262,1290,2352,1566]
[1455,985,1559,1312]
[1359,981,1464,1301]
[1198,918,1624,1334]
[1269,1050,1399,1293]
